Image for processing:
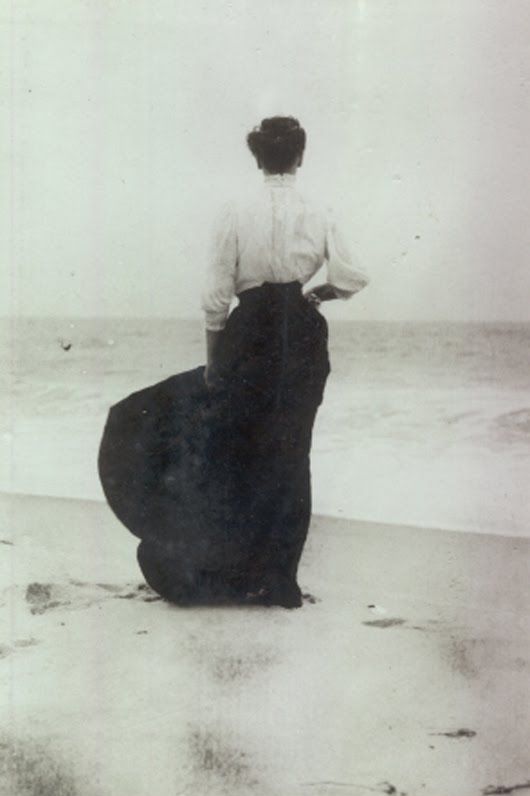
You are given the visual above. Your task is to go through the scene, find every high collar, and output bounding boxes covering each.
[263,173,296,186]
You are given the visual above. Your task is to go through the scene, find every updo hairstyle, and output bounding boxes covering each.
[246,116,306,174]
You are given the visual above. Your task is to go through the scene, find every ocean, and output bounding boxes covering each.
[1,317,528,537]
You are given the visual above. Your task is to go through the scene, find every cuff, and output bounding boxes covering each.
[204,311,228,331]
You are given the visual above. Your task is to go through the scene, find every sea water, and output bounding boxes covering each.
[1,317,528,537]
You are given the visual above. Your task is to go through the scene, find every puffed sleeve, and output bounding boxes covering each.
[325,207,369,298]
[200,200,238,331]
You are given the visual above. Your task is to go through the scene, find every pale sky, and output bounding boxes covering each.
[2,0,529,321]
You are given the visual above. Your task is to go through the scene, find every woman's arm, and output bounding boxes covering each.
[303,283,345,304]
[201,201,238,386]
[201,201,238,332]
[322,207,369,299]
[204,329,221,387]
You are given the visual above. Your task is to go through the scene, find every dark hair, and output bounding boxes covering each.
[246,116,306,174]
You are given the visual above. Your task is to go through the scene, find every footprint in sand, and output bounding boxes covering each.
[363,618,406,629]
[430,728,477,739]
[25,583,67,615]
[302,592,320,604]
[113,583,161,603]
[24,581,161,615]
[14,638,40,648]
[0,639,40,662]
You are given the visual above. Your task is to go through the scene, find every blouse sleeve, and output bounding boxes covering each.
[324,207,369,298]
[200,200,238,331]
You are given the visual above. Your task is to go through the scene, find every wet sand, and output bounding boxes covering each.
[1,492,529,795]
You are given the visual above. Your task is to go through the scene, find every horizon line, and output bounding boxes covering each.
[1,315,529,325]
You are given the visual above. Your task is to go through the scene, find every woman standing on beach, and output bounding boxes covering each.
[98,116,369,608]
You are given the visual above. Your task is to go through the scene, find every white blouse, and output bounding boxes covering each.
[201,172,369,331]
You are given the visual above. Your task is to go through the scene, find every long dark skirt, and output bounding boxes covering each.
[97,281,330,607]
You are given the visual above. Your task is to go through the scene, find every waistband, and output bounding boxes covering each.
[236,281,304,305]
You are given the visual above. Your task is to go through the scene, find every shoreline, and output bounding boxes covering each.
[2,316,529,540]
[0,489,526,542]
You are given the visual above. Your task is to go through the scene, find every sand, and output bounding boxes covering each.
[1,491,529,796]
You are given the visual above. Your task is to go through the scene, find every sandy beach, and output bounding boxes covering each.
[2,491,529,796]
[1,316,529,796]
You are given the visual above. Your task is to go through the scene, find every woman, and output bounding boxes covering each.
[98,116,369,608]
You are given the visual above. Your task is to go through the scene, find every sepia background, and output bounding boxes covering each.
[1,2,530,795]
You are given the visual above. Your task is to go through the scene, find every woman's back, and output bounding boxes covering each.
[212,172,328,295]
[202,171,368,332]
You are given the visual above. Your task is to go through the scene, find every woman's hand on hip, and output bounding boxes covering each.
[303,283,343,304]
[303,290,322,307]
